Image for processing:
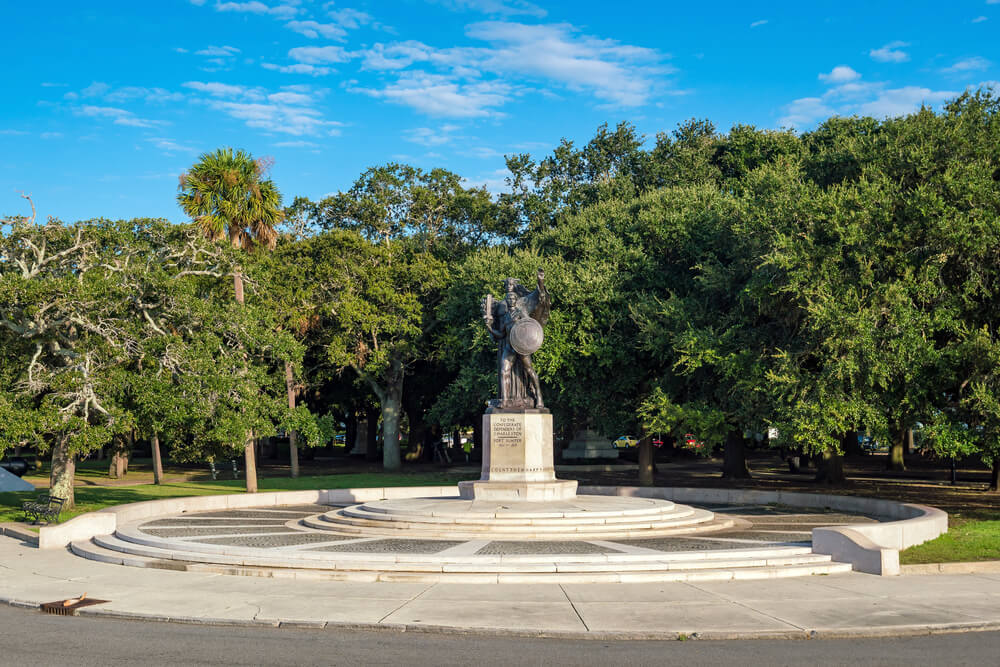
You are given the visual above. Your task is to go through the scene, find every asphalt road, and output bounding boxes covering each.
[3,606,999,666]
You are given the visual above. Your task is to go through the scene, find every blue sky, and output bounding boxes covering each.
[2,0,998,223]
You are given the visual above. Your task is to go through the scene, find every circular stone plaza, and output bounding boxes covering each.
[53,482,936,584]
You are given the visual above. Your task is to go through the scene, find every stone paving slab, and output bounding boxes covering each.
[573,600,797,633]
[476,541,617,555]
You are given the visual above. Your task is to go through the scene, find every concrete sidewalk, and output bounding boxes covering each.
[2,534,999,640]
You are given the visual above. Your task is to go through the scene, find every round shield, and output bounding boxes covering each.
[509,317,544,355]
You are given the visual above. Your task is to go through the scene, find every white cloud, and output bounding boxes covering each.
[268,91,312,105]
[464,22,668,107]
[750,20,767,28]
[403,125,461,146]
[186,83,340,136]
[972,16,988,22]
[75,105,166,128]
[148,138,198,153]
[285,20,347,40]
[182,81,262,99]
[288,46,352,64]
[40,132,63,139]
[857,86,958,117]
[174,47,189,53]
[819,66,861,84]
[273,140,319,148]
[40,82,68,87]
[104,87,184,104]
[215,1,299,19]
[81,81,111,97]
[429,0,546,18]
[327,8,374,28]
[195,45,240,57]
[870,41,909,63]
[0,129,28,135]
[354,72,510,117]
[779,97,836,129]
[262,62,332,76]
[940,56,991,74]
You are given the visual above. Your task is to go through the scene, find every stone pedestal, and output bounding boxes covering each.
[561,429,619,461]
[458,411,577,501]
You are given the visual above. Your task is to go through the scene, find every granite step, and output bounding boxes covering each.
[71,536,852,583]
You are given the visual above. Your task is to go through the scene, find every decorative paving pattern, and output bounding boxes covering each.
[611,538,775,551]
[476,541,617,555]
[308,539,466,553]
[141,526,296,537]
[187,510,318,519]
[132,505,873,555]
[198,533,356,548]
[143,519,290,527]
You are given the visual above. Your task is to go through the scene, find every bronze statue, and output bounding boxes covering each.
[482,268,550,410]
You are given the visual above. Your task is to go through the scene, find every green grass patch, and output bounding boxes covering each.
[900,520,1000,564]
[0,471,473,526]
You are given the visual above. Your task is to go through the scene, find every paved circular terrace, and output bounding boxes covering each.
[71,499,877,583]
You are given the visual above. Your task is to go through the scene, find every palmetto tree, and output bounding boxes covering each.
[177,148,284,491]
[178,148,282,253]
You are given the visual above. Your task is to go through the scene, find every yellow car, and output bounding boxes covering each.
[613,435,638,449]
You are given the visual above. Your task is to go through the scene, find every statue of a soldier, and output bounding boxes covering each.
[482,268,550,410]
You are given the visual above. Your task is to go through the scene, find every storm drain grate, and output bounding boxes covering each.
[40,596,108,615]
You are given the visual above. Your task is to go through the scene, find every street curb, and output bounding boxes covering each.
[0,523,39,546]
[901,561,1000,575]
[3,596,1000,641]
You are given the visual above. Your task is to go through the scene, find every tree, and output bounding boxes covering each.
[177,147,284,492]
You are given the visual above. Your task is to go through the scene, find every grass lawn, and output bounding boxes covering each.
[0,471,472,527]
[900,520,1000,564]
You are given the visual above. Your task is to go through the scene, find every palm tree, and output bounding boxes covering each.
[178,148,284,492]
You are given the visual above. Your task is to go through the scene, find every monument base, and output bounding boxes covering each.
[561,429,619,461]
[458,479,577,501]
[461,410,578,502]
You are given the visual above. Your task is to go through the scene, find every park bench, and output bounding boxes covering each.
[208,459,240,480]
[21,494,65,525]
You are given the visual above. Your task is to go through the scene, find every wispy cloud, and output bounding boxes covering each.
[285,20,346,40]
[352,72,510,117]
[215,1,299,19]
[75,105,167,128]
[262,63,333,76]
[870,41,909,63]
[940,56,991,74]
[273,140,319,148]
[428,0,546,18]
[972,16,988,23]
[287,46,352,65]
[750,19,768,28]
[403,125,462,146]
[148,137,198,154]
[185,81,340,135]
[358,21,671,113]
[194,45,240,57]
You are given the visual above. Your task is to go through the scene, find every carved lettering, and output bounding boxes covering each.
[491,415,523,447]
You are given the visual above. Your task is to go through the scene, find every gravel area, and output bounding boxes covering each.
[308,539,465,554]
[476,541,617,555]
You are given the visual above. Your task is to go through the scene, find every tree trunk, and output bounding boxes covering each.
[722,429,752,479]
[285,361,299,479]
[381,378,403,472]
[638,436,654,486]
[843,429,862,457]
[345,412,357,453]
[815,443,846,485]
[886,424,906,471]
[989,459,999,493]
[49,435,75,508]
[365,407,379,462]
[108,433,131,479]
[233,268,245,306]
[151,433,164,485]
[905,428,915,456]
[244,431,258,493]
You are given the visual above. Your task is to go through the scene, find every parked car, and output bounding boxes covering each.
[613,435,638,449]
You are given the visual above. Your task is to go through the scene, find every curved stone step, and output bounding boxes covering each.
[72,536,852,583]
[335,504,697,526]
